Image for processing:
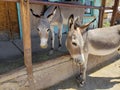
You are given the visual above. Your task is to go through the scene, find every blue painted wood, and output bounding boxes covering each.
[81,0,101,28]
[49,0,61,2]
[16,3,22,39]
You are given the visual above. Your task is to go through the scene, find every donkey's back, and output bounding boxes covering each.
[49,5,84,25]
[59,6,84,24]
[87,25,120,55]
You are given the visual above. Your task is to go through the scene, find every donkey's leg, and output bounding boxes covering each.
[58,23,63,50]
[82,53,88,81]
[76,63,87,87]
[76,53,88,87]
[49,26,55,55]
[76,64,85,86]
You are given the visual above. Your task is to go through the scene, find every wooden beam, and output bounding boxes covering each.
[19,0,35,90]
[0,0,19,2]
[29,0,113,10]
[30,0,101,9]
[0,0,113,10]
[110,0,119,26]
[98,0,106,28]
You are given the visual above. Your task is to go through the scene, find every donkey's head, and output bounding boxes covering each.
[66,14,96,64]
[38,6,57,48]
[31,6,57,48]
[37,16,51,49]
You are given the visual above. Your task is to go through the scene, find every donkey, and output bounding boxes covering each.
[30,5,84,54]
[66,14,120,86]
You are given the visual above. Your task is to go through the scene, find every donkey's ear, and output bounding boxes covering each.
[30,9,41,18]
[79,18,96,31]
[47,6,57,22]
[74,17,80,30]
[68,14,74,29]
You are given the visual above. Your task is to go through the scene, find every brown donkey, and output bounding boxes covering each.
[66,14,120,86]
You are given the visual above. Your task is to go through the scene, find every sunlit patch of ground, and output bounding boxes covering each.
[46,58,120,90]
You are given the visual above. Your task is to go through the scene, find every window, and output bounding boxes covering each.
[81,0,94,16]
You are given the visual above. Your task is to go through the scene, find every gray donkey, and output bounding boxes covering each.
[66,14,120,86]
[30,5,85,54]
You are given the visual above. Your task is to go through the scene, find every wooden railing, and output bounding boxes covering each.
[1,0,115,27]
[1,0,112,10]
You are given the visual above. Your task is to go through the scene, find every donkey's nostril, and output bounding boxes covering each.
[72,42,77,46]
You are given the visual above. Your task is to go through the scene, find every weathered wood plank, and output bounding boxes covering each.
[0,0,113,10]
[110,0,119,26]
[30,0,113,10]
[19,0,35,90]
[0,0,19,2]
[98,0,106,28]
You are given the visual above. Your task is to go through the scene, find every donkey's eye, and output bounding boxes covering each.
[47,29,50,32]
[37,28,39,31]
[72,42,77,46]
[72,35,76,39]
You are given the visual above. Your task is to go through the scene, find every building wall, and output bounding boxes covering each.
[0,2,19,40]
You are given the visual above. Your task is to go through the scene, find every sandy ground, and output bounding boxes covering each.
[45,58,120,90]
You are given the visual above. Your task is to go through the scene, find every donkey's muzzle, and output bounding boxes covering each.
[40,38,48,49]
[74,58,84,65]
[40,44,48,49]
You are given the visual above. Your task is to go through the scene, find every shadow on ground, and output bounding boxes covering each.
[46,75,120,90]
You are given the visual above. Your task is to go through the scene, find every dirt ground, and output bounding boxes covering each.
[0,34,120,90]
[45,58,120,90]
[0,47,120,90]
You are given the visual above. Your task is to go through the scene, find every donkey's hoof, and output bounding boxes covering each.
[79,80,85,87]
[76,75,85,87]
[58,46,62,51]
[76,79,85,87]
[48,50,54,55]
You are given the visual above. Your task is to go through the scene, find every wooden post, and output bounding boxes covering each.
[98,0,106,28]
[19,0,35,90]
[110,0,119,26]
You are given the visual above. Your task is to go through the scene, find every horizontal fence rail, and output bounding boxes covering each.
[0,0,19,2]
[1,0,113,10]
